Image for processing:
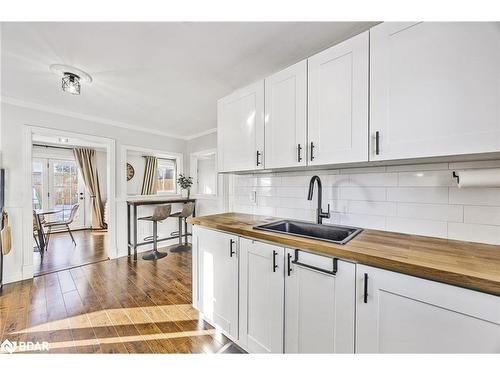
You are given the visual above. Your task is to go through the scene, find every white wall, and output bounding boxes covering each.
[186,131,225,216]
[231,160,500,245]
[0,102,186,283]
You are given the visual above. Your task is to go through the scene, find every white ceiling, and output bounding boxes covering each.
[1,22,377,139]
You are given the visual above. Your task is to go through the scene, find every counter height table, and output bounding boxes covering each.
[127,198,196,260]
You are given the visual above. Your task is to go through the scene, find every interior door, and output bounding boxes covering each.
[307,31,369,166]
[217,80,265,172]
[285,249,356,353]
[370,22,500,161]
[356,264,500,353]
[239,238,284,353]
[264,60,307,169]
[198,227,239,340]
[48,159,86,229]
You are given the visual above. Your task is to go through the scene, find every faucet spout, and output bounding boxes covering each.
[307,175,330,224]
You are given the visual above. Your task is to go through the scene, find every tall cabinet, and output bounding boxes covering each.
[217,80,265,172]
[370,22,500,161]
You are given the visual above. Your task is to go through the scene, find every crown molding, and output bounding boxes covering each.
[185,127,217,141]
[0,95,213,141]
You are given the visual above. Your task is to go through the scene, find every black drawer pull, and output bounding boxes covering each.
[291,249,337,275]
[272,250,278,272]
[229,239,236,257]
[256,150,262,166]
[297,144,302,162]
[310,142,315,161]
[375,131,380,155]
[363,273,368,303]
[287,253,292,276]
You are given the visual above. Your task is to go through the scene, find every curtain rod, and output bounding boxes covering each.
[33,143,75,151]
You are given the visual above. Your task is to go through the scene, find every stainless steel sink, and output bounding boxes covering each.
[253,220,362,244]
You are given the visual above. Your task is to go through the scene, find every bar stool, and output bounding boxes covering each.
[139,204,171,261]
[170,202,195,252]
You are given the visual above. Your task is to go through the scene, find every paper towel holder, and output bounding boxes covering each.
[452,171,460,184]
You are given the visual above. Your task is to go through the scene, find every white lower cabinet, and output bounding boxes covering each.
[192,226,239,341]
[239,238,285,353]
[356,265,500,353]
[193,227,500,353]
[284,249,356,353]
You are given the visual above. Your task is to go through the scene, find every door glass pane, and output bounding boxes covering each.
[156,159,177,193]
[32,161,44,209]
[52,160,79,221]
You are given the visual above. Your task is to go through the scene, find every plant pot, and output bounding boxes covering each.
[181,189,190,198]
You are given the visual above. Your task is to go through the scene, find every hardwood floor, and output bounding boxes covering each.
[33,229,109,276]
[1,246,234,353]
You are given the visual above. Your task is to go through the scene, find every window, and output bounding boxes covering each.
[156,158,177,194]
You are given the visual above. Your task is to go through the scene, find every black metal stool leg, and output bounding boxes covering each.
[142,220,168,260]
[170,216,192,253]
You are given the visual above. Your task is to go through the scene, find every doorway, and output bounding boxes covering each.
[31,140,110,276]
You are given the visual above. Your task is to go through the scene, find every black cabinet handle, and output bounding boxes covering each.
[229,239,236,257]
[291,249,338,275]
[297,144,302,162]
[375,131,380,155]
[310,142,315,161]
[256,150,262,166]
[287,253,292,276]
[272,250,278,272]
[363,273,368,303]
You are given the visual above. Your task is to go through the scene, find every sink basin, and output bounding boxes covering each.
[253,220,362,244]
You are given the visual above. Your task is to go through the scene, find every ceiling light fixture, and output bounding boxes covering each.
[62,73,81,95]
[49,64,93,96]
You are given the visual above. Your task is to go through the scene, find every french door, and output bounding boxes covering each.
[32,158,88,229]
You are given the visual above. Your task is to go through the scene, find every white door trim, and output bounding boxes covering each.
[23,125,117,280]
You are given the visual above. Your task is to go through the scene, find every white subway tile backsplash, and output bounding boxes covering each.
[340,187,386,201]
[464,206,500,225]
[448,223,500,245]
[449,187,500,206]
[396,203,463,222]
[348,200,397,216]
[398,170,455,187]
[340,213,386,231]
[230,159,500,245]
[348,173,398,187]
[386,217,448,238]
[387,187,448,204]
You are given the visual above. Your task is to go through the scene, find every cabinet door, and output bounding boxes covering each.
[285,249,356,353]
[217,80,265,172]
[239,238,284,353]
[308,31,369,166]
[370,22,500,161]
[196,226,239,340]
[356,265,500,353]
[265,60,307,169]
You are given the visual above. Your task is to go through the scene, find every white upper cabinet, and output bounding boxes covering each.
[217,80,265,172]
[285,249,356,353]
[356,264,500,353]
[308,31,369,166]
[264,60,308,169]
[370,22,500,161]
[239,239,285,353]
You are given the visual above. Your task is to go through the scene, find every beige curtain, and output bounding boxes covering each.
[73,148,107,229]
[141,156,158,195]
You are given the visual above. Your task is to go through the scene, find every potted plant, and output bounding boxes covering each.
[177,174,193,198]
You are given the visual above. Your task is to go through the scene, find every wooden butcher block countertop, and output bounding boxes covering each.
[188,212,500,296]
